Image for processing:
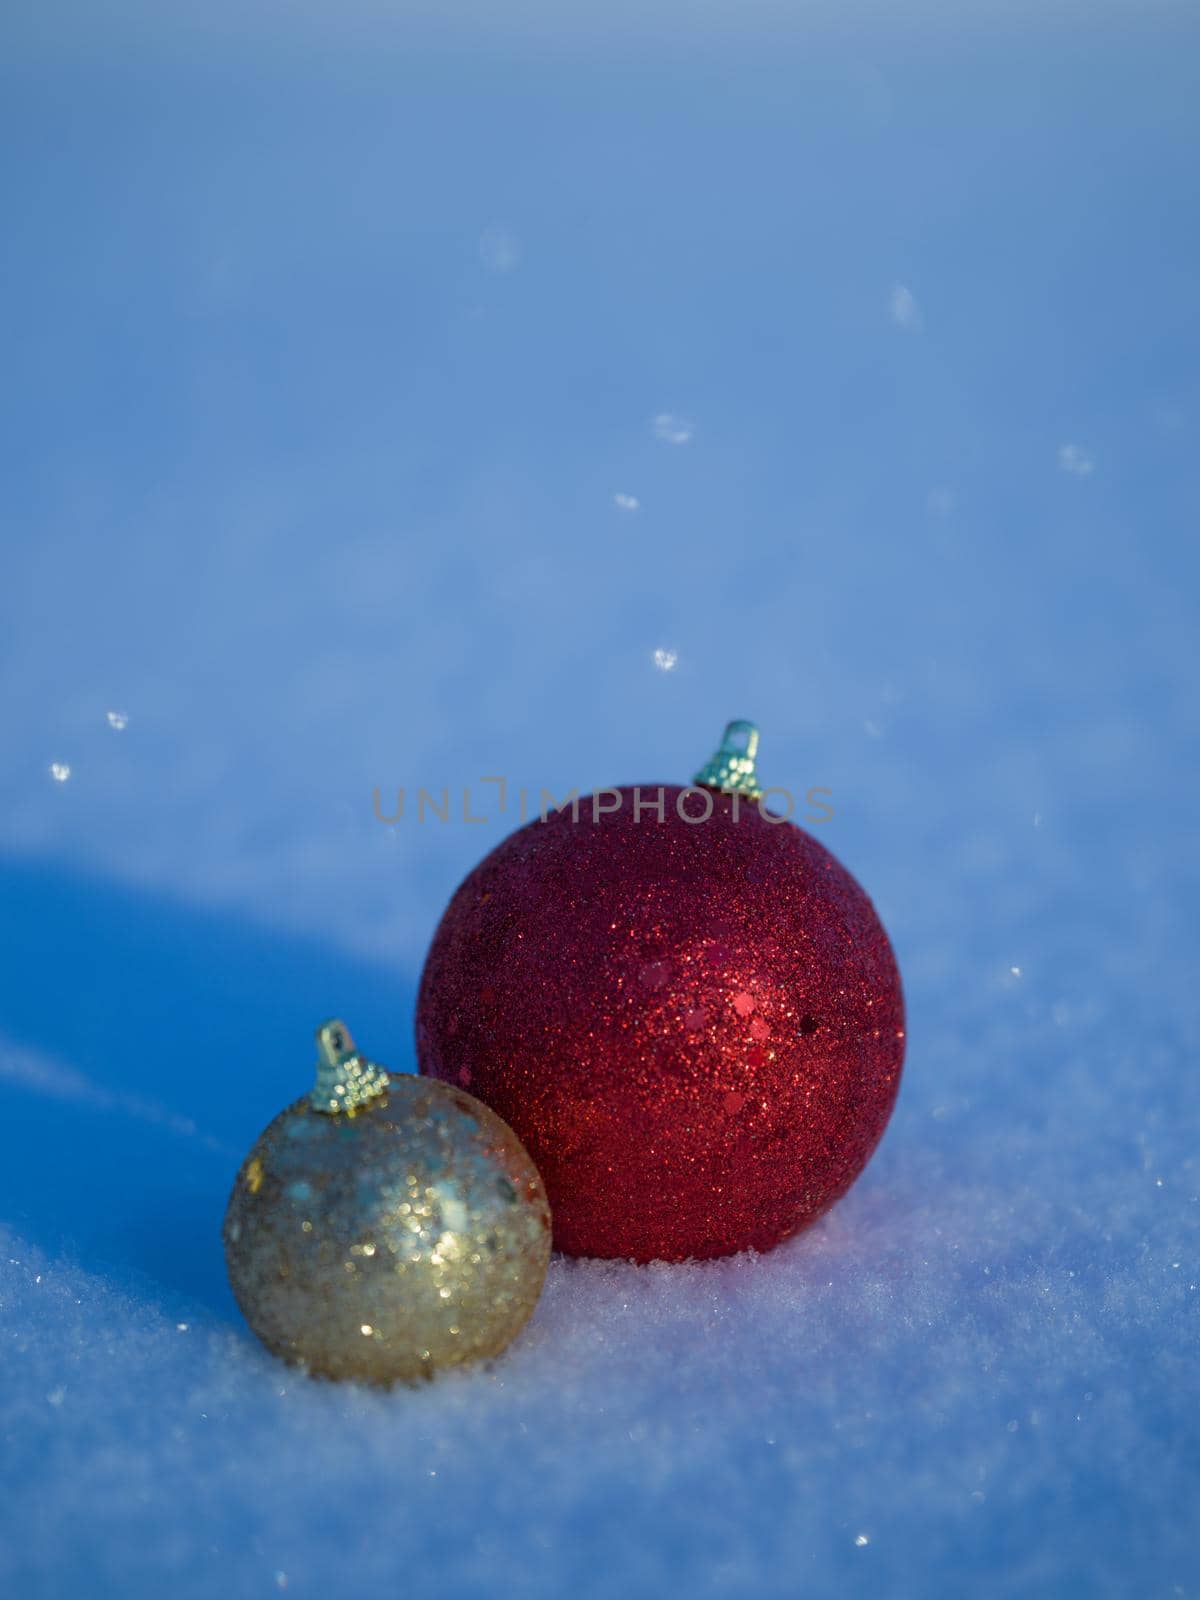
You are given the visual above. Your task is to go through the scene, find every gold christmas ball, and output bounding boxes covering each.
[223,1020,551,1384]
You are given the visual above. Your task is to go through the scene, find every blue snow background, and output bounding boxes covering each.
[1,2,1198,1595]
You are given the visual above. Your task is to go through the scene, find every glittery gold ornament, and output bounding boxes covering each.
[223,1020,551,1384]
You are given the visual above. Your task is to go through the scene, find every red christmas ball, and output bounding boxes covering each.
[417,741,904,1262]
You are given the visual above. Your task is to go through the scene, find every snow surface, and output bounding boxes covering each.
[1,4,1198,1596]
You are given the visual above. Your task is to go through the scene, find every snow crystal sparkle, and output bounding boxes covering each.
[1058,444,1096,477]
[652,413,694,445]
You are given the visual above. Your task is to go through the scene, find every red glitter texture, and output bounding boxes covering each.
[417,786,904,1262]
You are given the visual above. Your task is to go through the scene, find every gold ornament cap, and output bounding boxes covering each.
[693,719,763,798]
[310,1019,390,1114]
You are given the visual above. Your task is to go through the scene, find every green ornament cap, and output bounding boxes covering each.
[693,719,764,798]
[310,1019,390,1115]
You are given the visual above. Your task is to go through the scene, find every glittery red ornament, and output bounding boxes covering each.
[416,727,904,1262]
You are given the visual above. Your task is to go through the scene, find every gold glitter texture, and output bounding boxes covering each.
[223,1022,551,1384]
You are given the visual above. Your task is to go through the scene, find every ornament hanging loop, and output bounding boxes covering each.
[693,719,764,798]
[311,1018,390,1115]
